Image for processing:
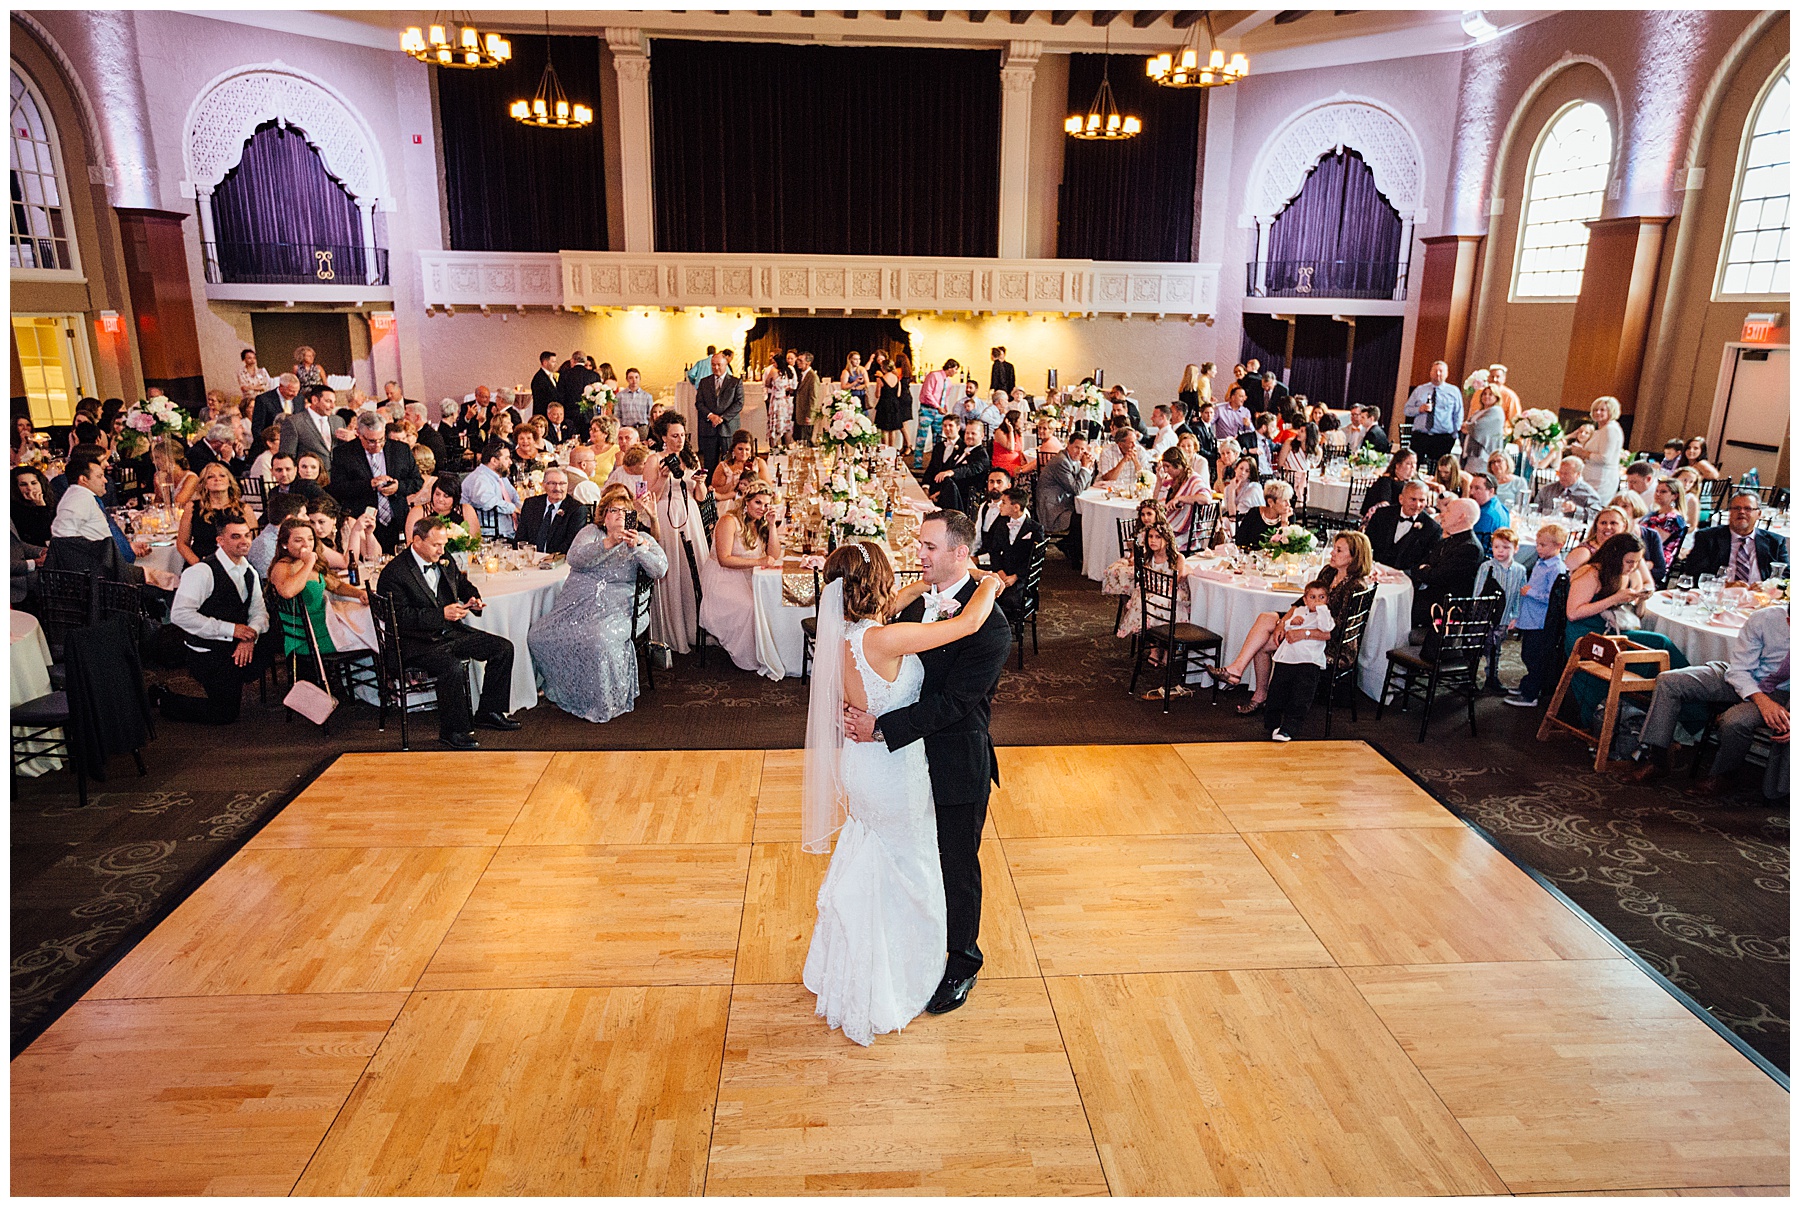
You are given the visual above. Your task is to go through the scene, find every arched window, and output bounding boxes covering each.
[1717,66,1790,298]
[1512,101,1612,299]
[9,67,77,274]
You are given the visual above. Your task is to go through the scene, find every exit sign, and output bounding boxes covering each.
[1743,312,1786,343]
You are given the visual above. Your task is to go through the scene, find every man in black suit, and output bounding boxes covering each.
[263,452,324,507]
[541,400,572,446]
[1674,491,1789,583]
[1344,404,1392,454]
[1364,481,1441,571]
[558,351,600,420]
[1237,358,1266,411]
[251,372,303,434]
[980,487,1043,622]
[1411,497,1486,626]
[842,509,1013,1016]
[694,351,743,472]
[530,351,560,417]
[328,411,422,553]
[921,415,964,498]
[375,515,520,749]
[988,345,1016,396]
[927,417,991,513]
[186,422,247,480]
[515,467,589,555]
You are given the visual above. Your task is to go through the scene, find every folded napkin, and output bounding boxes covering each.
[1192,567,1235,583]
[1241,576,1271,591]
[1709,609,1751,628]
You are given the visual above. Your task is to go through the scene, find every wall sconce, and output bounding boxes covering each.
[98,310,122,335]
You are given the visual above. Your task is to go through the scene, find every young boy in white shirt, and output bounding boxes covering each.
[1264,581,1335,742]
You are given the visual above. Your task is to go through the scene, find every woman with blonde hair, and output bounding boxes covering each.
[176,462,246,566]
[698,481,784,676]
[292,345,324,390]
[1568,395,1624,502]
[151,438,199,510]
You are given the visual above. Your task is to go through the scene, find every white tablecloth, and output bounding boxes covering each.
[137,541,183,579]
[1184,566,1415,699]
[752,567,810,679]
[1305,474,1350,516]
[11,609,62,775]
[1641,592,1740,667]
[1076,490,1147,582]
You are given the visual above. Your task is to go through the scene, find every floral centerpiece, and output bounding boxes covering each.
[125,395,197,440]
[440,520,481,567]
[824,497,887,540]
[1512,408,1564,447]
[1348,445,1390,471]
[1136,466,1157,497]
[1262,524,1316,559]
[819,395,878,453]
[1461,367,1490,401]
[581,381,617,416]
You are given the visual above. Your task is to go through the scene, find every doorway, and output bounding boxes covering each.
[250,312,354,384]
[1711,344,1790,483]
[11,314,94,427]
[743,317,912,381]
[1238,313,1402,414]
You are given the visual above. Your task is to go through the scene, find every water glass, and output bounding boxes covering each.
[1773,562,1789,584]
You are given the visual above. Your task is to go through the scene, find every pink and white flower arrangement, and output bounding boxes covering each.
[581,381,618,414]
[125,396,195,439]
[824,497,886,538]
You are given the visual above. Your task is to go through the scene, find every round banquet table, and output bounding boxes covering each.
[136,540,184,580]
[11,609,63,775]
[752,565,811,679]
[1640,591,1746,668]
[1075,489,1148,582]
[1183,562,1415,699]
[1304,473,1351,517]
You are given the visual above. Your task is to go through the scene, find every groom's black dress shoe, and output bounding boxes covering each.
[925,973,977,1015]
[473,710,521,731]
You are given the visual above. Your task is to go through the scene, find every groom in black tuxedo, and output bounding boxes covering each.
[843,510,1013,1015]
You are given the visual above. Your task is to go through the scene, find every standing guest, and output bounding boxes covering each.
[687,345,718,386]
[1643,478,1690,565]
[530,351,560,416]
[1673,491,1787,583]
[456,397,489,453]
[1343,404,1392,454]
[1236,359,1266,411]
[558,351,601,419]
[698,481,783,677]
[792,352,821,445]
[152,513,268,725]
[873,356,907,450]
[895,352,917,454]
[1534,455,1603,524]
[529,487,670,722]
[1614,601,1788,796]
[988,346,1016,396]
[1485,364,1522,427]
[515,467,589,554]
[596,362,619,389]
[694,351,743,472]
[1402,359,1463,465]
[375,516,520,749]
[916,358,960,461]
[237,348,273,405]
[1211,385,1255,445]
[1658,439,1687,475]
[1461,381,1507,472]
[1504,522,1570,709]
[252,372,304,435]
[329,411,420,553]
[381,380,416,420]
[1035,430,1093,550]
[645,413,709,654]
[764,353,795,450]
[840,351,870,411]
[1188,401,1221,474]
[1474,526,1528,691]
[176,462,245,567]
[279,383,340,467]
[267,516,369,666]
[1260,370,1291,415]
[980,486,1042,622]
[1177,363,1205,412]
[1567,396,1625,503]
[1364,480,1440,570]
[405,471,480,539]
[1262,581,1335,742]
[1468,472,1510,553]
[615,367,653,434]
[461,439,523,540]
[292,345,324,391]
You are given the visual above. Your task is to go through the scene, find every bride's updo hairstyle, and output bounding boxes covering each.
[824,540,894,622]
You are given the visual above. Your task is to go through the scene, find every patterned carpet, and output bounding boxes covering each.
[12,549,1789,1073]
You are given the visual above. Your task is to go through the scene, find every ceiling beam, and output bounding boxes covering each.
[1273,10,1308,24]
[1010,10,1033,23]
[1131,11,1165,28]
[926,8,946,17]
[1219,9,1278,37]
[1091,10,1121,25]
[886,9,903,17]
[1170,10,1204,28]
[968,9,988,21]
[1049,10,1076,23]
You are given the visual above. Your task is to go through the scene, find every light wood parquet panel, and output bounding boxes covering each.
[1523,1190,1791,1197]
[752,749,804,843]
[12,992,406,1196]
[1173,741,1462,831]
[295,986,729,1195]
[1004,833,1333,975]
[1348,961,1791,1193]
[247,751,552,848]
[87,846,494,999]
[505,750,761,845]
[417,844,751,990]
[705,979,1109,1195]
[1046,970,1507,1196]
[1244,827,1624,966]
[989,744,1232,837]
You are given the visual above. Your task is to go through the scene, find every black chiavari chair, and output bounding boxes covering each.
[1114,516,1141,636]
[366,591,447,752]
[631,567,656,691]
[682,537,714,667]
[1320,584,1377,737]
[1009,534,1048,670]
[1128,564,1222,711]
[800,568,821,682]
[1377,593,1505,741]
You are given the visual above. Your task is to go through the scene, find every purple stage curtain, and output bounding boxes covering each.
[1265,149,1402,298]
[1239,314,1289,384]
[210,121,364,283]
[1345,316,1404,420]
[1288,316,1348,411]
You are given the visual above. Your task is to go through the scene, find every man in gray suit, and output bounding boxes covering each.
[792,352,820,445]
[694,351,742,472]
[278,384,340,466]
[1035,430,1095,559]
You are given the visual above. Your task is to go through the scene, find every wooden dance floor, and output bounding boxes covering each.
[12,743,1787,1195]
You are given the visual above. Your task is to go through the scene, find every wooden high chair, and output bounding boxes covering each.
[1537,632,1670,771]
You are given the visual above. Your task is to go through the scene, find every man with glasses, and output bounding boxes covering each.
[1673,491,1788,584]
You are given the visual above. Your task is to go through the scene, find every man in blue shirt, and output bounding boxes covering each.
[1616,602,1789,797]
[1468,472,1510,553]
[686,345,717,386]
[460,439,523,539]
[1402,359,1463,467]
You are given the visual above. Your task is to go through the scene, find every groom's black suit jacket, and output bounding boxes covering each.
[879,576,1013,808]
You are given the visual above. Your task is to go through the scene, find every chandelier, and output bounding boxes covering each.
[1065,28,1141,140]
[400,13,511,68]
[511,13,593,128]
[1146,14,1247,89]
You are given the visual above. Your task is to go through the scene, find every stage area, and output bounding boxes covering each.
[11,743,1788,1196]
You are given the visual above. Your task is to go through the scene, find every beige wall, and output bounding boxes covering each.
[902,312,1214,404]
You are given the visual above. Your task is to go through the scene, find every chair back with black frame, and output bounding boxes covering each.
[1127,563,1222,712]
[1009,534,1048,670]
[239,474,268,518]
[893,567,923,587]
[475,506,510,544]
[631,566,657,691]
[1184,500,1220,554]
[799,567,822,682]
[36,568,94,657]
[1376,592,1505,741]
[1694,476,1731,525]
[94,579,147,657]
[1542,572,1572,665]
[1276,467,1310,509]
[1344,472,1379,523]
[681,537,713,666]
[1320,583,1378,736]
[698,494,719,544]
[365,590,443,752]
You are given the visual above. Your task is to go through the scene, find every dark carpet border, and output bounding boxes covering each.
[1365,738,1790,1092]
[9,751,344,1061]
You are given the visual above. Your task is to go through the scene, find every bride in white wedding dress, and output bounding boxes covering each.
[801,540,1003,1046]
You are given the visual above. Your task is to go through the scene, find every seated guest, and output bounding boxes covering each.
[710,429,767,514]
[927,417,991,513]
[1095,420,1150,487]
[405,444,440,512]
[512,427,548,480]
[1364,481,1440,570]
[245,424,281,481]
[1657,439,1686,475]
[1488,451,1530,515]
[1535,455,1603,524]
[529,486,670,722]
[176,462,245,567]
[971,468,1012,553]
[516,467,589,554]
[1565,507,1656,598]
[306,495,380,573]
[1234,478,1295,551]
[605,443,654,500]
[1102,499,1167,598]
[374,515,520,749]
[152,513,269,725]
[980,487,1042,622]
[587,416,619,479]
[1467,472,1509,553]
[921,414,964,496]
[566,444,603,507]
[1624,460,1658,513]
[1672,490,1787,584]
[1361,447,1419,517]
[541,400,572,445]
[1035,431,1093,559]
[1412,497,1485,624]
[12,466,53,547]
[186,422,244,479]
[460,438,523,539]
[1220,531,1373,713]
[1428,453,1469,502]
[329,411,420,552]
[268,515,371,665]
[404,471,481,540]
[1642,478,1689,568]
[1154,447,1212,551]
[1672,466,1704,529]
[456,398,488,452]
[1263,580,1336,742]
[1563,531,1690,724]
[1614,601,1788,796]
[1608,491,1669,586]
[1219,454,1264,529]
[1023,417,1064,472]
[406,401,447,467]
[697,481,783,677]
[296,450,329,490]
[248,492,311,578]
[44,448,154,586]
[1117,518,1187,649]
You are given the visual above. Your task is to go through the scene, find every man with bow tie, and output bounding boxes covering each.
[375,515,520,749]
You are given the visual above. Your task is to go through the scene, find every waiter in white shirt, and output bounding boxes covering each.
[153,513,270,725]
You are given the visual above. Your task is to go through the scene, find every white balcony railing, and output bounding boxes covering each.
[418,250,1218,319]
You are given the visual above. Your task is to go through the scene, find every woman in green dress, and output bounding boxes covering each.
[267,516,369,666]
[1562,531,1686,724]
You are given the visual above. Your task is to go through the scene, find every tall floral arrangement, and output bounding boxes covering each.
[819,394,877,452]
[1512,408,1564,446]
[125,396,197,440]
[581,381,617,416]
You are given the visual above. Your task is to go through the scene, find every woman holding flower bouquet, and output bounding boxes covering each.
[698,481,784,677]
[1220,531,1374,714]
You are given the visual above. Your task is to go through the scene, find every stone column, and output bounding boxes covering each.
[997,41,1042,260]
[357,199,381,285]
[194,186,219,283]
[606,28,655,253]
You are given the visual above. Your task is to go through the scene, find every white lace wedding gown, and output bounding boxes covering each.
[802,620,948,1046]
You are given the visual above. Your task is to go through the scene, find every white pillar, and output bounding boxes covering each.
[607,28,655,253]
[1254,220,1272,296]
[997,41,1042,261]
[1395,217,1415,301]
[195,186,220,282]
[357,200,380,285]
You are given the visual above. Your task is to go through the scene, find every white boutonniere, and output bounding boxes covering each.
[936,597,962,618]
